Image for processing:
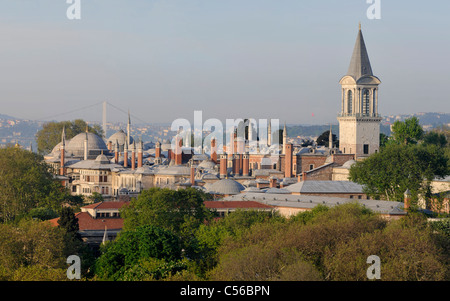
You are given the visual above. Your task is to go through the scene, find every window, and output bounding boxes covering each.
[363,89,370,115]
[309,164,314,170]
[347,90,353,114]
[363,144,369,155]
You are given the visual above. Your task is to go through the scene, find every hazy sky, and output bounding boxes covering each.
[0,0,449,125]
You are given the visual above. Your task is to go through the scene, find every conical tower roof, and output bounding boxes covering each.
[347,24,373,80]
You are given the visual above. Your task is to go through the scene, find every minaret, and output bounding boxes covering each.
[268,120,272,146]
[84,126,88,161]
[131,142,136,170]
[338,23,382,158]
[60,126,66,176]
[282,122,287,155]
[137,139,143,168]
[127,110,131,146]
[114,139,119,164]
[329,124,333,149]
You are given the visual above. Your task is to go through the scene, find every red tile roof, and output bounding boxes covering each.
[47,212,124,231]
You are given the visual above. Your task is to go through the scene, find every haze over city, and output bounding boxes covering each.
[0,0,449,125]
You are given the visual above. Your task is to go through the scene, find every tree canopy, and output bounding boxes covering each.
[349,143,448,204]
[0,146,71,223]
[36,119,103,155]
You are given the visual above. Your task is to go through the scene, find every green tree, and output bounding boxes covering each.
[120,187,212,237]
[391,116,424,145]
[94,225,182,280]
[423,131,448,148]
[36,119,104,155]
[316,130,338,147]
[0,146,70,222]
[349,143,448,204]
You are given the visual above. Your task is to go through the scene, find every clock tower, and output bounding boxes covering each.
[338,24,382,158]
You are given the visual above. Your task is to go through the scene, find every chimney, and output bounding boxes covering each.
[175,136,183,165]
[131,142,136,170]
[270,177,277,188]
[220,153,227,178]
[404,189,411,210]
[211,138,217,164]
[137,140,143,168]
[302,172,307,181]
[242,153,249,176]
[124,142,128,168]
[108,141,112,151]
[284,143,293,178]
[190,165,195,186]
[155,141,161,158]
[232,154,240,175]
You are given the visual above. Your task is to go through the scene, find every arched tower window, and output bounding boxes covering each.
[347,90,353,114]
[363,89,370,116]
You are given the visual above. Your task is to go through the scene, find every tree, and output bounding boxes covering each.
[316,130,338,147]
[423,131,448,148]
[120,187,212,237]
[94,225,183,280]
[391,116,424,145]
[349,143,449,204]
[379,133,389,148]
[0,146,69,222]
[36,119,104,155]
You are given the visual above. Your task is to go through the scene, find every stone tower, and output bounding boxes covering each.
[338,24,382,158]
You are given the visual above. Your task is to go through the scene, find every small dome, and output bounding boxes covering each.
[207,179,245,195]
[108,129,133,147]
[198,159,216,170]
[95,154,110,164]
[342,159,356,169]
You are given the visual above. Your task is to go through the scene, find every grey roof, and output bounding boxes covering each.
[223,193,406,216]
[347,27,373,80]
[154,165,191,175]
[67,156,123,170]
[285,180,364,194]
[66,132,108,157]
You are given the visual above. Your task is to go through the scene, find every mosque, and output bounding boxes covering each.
[45,25,383,204]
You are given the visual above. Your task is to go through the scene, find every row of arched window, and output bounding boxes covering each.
[346,89,375,115]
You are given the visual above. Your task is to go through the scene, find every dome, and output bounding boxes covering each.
[66,132,108,158]
[207,179,245,195]
[108,129,133,147]
[342,159,356,169]
[198,159,216,170]
[95,154,110,164]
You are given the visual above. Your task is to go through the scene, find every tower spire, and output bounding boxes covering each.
[347,24,373,80]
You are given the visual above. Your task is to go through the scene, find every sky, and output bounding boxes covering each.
[0,0,449,125]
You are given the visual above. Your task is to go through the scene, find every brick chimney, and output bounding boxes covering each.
[131,142,136,170]
[175,136,183,165]
[270,177,277,188]
[284,143,293,178]
[302,172,307,181]
[233,154,240,176]
[137,140,143,168]
[155,141,161,159]
[220,153,227,178]
[242,153,249,176]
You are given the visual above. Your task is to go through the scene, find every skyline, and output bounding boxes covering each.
[0,0,449,125]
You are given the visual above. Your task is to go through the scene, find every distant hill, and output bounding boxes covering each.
[0,113,18,120]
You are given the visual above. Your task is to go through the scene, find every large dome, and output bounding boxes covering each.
[66,132,108,158]
[207,179,245,195]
